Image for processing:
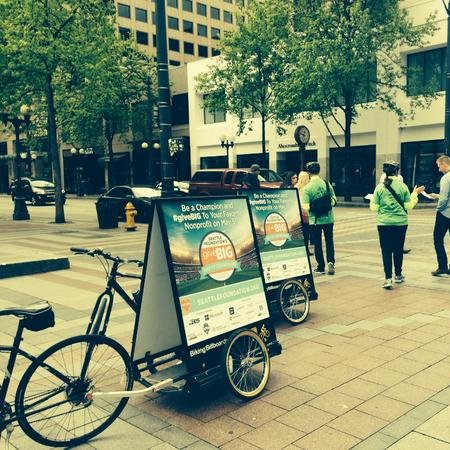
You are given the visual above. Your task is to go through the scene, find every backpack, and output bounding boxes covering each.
[310,181,333,220]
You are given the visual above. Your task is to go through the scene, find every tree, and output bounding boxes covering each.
[0,0,119,222]
[279,0,437,201]
[195,0,293,162]
[59,41,156,190]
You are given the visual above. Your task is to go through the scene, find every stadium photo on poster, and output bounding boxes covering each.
[160,197,270,346]
[246,189,309,284]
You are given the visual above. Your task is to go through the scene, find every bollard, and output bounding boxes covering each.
[124,202,137,231]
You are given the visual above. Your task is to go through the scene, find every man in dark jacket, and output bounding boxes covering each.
[243,164,261,189]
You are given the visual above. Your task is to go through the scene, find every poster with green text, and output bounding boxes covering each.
[160,197,270,347]
[245,189,315,290]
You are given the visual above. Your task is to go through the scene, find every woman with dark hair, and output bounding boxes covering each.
[370,161,424,289]
[281,171,298,188]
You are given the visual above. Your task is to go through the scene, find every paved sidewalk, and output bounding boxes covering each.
[1,204,450,449]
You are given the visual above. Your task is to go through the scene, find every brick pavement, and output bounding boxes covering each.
[0,202,450,449]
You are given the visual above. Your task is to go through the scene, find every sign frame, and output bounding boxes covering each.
[132,196,281,375]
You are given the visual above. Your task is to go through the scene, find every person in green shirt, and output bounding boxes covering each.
[302,162,337,275]
[370,161,424,289]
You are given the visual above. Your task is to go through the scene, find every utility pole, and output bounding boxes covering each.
[155,0,174,195]
[444,0,450,155]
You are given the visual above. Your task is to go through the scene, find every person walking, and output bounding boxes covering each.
[370,160,424,289]
[380,171,411,254]
[296,171,312,255]
[301,162,337,275]
[242,164,261,189]
[428,155,450,276]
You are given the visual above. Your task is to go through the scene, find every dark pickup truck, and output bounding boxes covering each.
[188,168,283,196]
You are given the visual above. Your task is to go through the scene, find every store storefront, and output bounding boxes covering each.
[329,145,376,197]
[276,146,318,175]
[401,139,444,193]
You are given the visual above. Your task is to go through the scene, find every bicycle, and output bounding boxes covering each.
[69,247,143,336]
[0,301,133,447]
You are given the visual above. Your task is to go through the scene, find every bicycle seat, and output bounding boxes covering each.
[0,301,52,318]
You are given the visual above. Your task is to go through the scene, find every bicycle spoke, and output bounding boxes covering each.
[16,335,132,446]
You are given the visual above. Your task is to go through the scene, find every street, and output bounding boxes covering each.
[1,195,450,450]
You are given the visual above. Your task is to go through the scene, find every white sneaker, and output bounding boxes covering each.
[382,279,393,289]
[328,262,335,275]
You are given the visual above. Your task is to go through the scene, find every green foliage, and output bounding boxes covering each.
[0,0,123,221]
[0,0,157,213]
[279,0,438,126]
[195,0,294,152]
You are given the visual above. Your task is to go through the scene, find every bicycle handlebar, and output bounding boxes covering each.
[70,247,143,267]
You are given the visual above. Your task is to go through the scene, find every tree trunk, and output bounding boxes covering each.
[344,107,352,202]
[45,74,65,223]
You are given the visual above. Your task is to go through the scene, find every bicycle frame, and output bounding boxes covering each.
[0,322,76,426]
[85,259,140,336]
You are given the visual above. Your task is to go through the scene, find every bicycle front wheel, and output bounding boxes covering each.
[16,334,133,447]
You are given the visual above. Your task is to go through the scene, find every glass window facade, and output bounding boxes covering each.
[401,140,445,192]
[167,0,178,7]
[183,0,193,12]
[198,45,208,57]
[119,27,131,40]
[197,23,207,37]
[197,2,207,16]
[183,20,193,33]
[136,31,149,45]
[135,7,148,22]
[169,38,180,52]
[211,6,220,20]
[223,10,233,23]
[168,16,179,29]
[407,47,446,96]
[118,3,131,18]
[184,41,194,54]
[211,27,220,40]
[203,94,225,123]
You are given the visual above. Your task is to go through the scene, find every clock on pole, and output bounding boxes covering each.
[294,125,310,170]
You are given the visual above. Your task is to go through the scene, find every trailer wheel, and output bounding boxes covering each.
[278,279,310,324]
[222,329,270,400]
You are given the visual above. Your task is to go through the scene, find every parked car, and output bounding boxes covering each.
[188,168,283,196]
[97,185,162,223]
[11,178,66,205]
[154,180,190,194]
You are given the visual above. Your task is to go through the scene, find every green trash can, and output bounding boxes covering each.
[95,201,118,229]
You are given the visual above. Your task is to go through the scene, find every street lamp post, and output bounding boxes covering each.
[155,0,175,196]
[141,141,162,185]
[219,135,235,166]
[444,0,450,155]
[70,147,86,196]
[1,105,32,220]
[168,137,185,179]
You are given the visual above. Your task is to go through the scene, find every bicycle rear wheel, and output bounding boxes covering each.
[16,334,133,447]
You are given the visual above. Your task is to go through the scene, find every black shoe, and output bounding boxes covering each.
[403,249,411,254]
[313,267,325,275]
[431,268,449,276]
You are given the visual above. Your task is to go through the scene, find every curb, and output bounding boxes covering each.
[0,257,70,279]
